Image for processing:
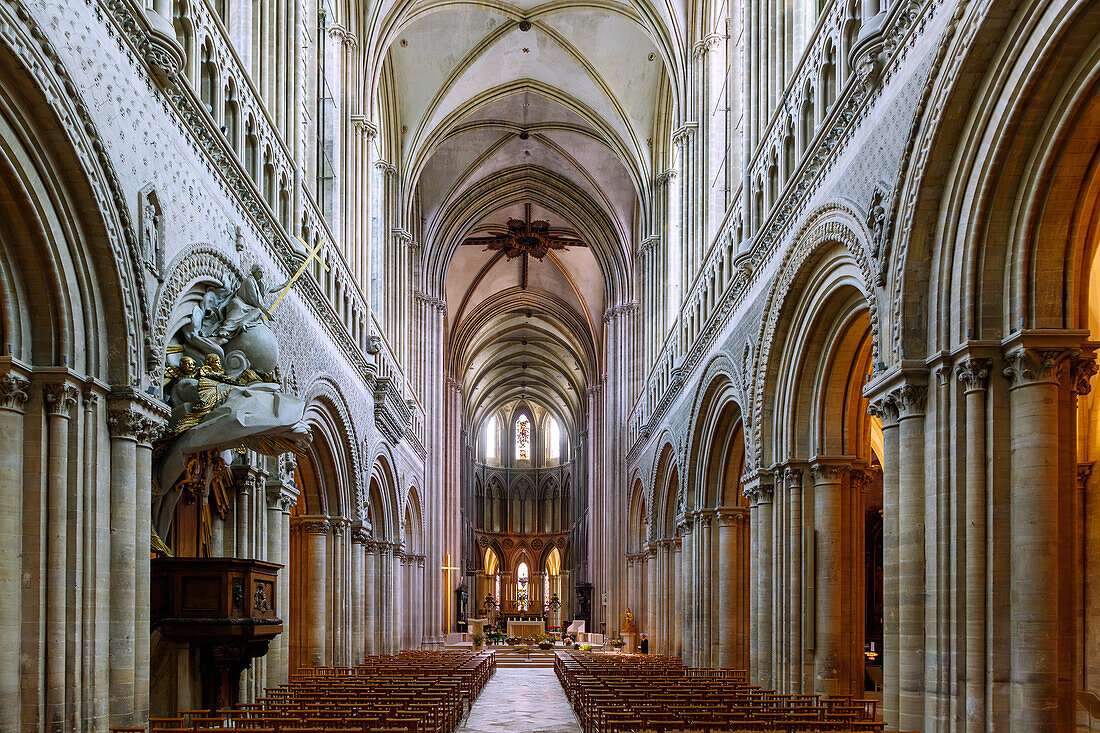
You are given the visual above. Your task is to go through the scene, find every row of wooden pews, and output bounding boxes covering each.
[127,651,495,733]
[555,652,887,733]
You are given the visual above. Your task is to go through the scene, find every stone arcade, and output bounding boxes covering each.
[0,0,1099,731]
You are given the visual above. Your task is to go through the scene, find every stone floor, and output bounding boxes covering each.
[458,667,582,733]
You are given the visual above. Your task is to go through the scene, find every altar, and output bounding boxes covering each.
[507,620,545,639]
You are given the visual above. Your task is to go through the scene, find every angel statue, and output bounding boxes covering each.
[212,263,290,345]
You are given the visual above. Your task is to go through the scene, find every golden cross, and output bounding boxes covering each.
[442,564,460,573]
[269,236,330,313]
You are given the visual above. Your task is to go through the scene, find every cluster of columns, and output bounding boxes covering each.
[627,465,876,702]
[642,538,683,656]
[675,508,749,669]
[861,330,1098,732]
[291,517,416,665]
[0,361,168,732]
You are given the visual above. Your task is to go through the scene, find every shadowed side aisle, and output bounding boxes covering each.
[457,664,581,733]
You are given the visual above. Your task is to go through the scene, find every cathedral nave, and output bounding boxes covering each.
[1,0,1099,731]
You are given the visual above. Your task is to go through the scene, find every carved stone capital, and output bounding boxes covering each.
[107,408,145,439]
[137,415,166,446]
[1078,462,1094,490]
[1003,347,1076,387]
[1071,355,1099,396]
[0,371,31,413]
[956,358,992,392]
[716,507,745,526]
[295,518,330,536]
[810,460,851,483]
[890,384,927,417]
[867,395,899,425]
[43,382,80,418]
[351,524,371,546]
[850,468,877,493]
[783,467,804,486]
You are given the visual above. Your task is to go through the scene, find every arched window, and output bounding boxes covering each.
[517,561,529,611]
[484,416,498,460]
[515,414,531,461]
[548,418,561,461]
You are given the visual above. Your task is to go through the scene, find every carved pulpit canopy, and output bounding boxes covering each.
[153,259,313,552]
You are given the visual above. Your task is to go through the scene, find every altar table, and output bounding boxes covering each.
[507,620,545,639]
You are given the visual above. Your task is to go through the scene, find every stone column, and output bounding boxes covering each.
[696,515,711,667]
[296,517,330,667]
[957,358,991,733]
[236,475,252,559]
[786,467,803,692]
[1002,338,1091,732]
[751,476,775,688]
[717,508,742,668]
[392,547,404,650]
[43,382,78,731]
[0,368,29,730]
[745,485,759,681]
[673,537,683,657]
[811,459,852,696]
[895,383,928,730]
[680,517,694,665]
[107,403,141,726]
[417,557,426,647]
[656,540,668,655]
[646,543,657,643]
[134,411,161,722]
[381,544,394,653]
[364,543,378,654]
[350,524,369,664]
[868,394,900,725]
[265,456,298,684]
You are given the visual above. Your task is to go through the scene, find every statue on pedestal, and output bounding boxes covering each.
[622,608,636,634]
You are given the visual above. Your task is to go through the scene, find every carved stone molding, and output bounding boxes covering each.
[351,526,371,546]
[0,371,31,413]
[956,358,992,392]
[43,382,80,418]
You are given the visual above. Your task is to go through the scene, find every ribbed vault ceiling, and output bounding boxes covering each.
[367,0,673,432]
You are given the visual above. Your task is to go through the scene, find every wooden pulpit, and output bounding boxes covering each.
[152,558,283,712]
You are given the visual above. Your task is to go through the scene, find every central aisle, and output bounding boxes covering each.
[458,665,582,733]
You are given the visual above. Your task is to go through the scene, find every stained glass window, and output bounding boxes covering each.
[517,561,529,611]
[548,418,560,461]
[515,414,531,460]
[484,415,497,460]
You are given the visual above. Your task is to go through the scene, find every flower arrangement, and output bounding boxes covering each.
[580,643,592,652]
[472,632,484,649]
[609,638,625,649]
[572,642,581,650]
